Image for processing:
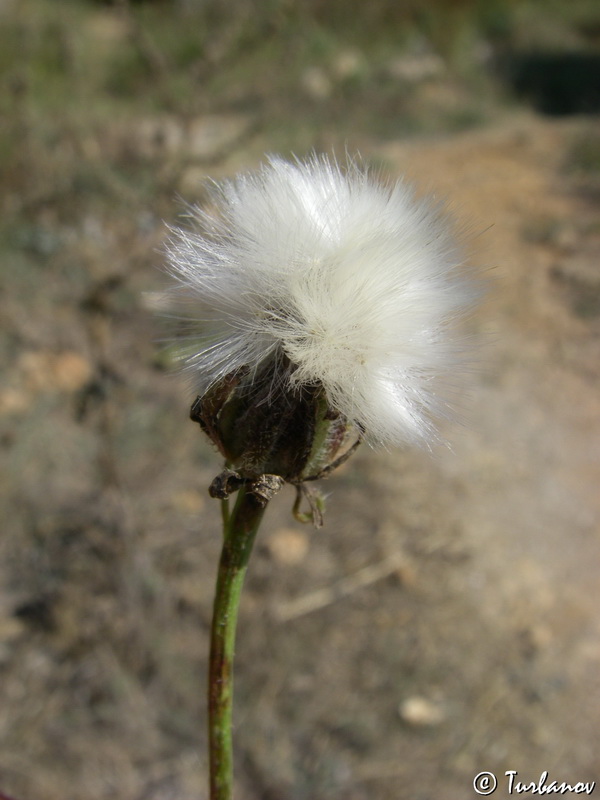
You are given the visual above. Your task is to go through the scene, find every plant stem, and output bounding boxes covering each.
[208,486,267,800]
[220,496,230,529]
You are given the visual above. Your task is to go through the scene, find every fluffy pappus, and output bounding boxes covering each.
[163,155,478,447]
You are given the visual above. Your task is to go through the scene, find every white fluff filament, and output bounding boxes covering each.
[164,155,476,447]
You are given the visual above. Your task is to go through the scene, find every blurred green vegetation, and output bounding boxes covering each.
[2,0,599,130]
[0,0,597,225]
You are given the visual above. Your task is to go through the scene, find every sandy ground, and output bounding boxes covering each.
[1,113,599,800]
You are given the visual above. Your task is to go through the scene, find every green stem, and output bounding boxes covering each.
[208,486,267,800]
[220,496,230,530]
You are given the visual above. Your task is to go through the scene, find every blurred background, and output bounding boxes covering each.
[1,1,600,798]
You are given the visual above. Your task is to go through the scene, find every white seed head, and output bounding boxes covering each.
[163,155,477,447]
